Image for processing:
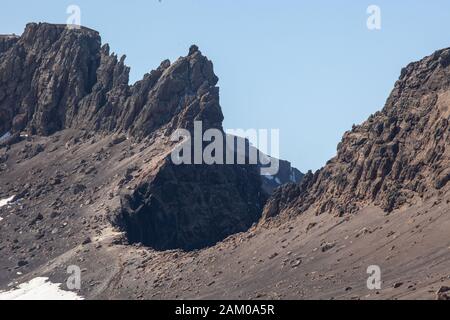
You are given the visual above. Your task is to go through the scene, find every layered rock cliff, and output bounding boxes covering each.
[264,48,450,219]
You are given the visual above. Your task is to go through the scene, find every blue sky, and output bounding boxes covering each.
[2,1,450,172]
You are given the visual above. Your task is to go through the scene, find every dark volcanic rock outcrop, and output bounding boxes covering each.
[264,48,450,219]
[0,23,222,138]
[0,23,267,251]
[116,161,265,251]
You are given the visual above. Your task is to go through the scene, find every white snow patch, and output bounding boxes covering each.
[0,277,83,300]
[0,196,15,208]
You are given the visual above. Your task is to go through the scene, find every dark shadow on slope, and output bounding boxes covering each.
[112,160,267,251]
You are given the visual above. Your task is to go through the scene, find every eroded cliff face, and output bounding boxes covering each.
[264,49,450,219]
[0,23,267,251]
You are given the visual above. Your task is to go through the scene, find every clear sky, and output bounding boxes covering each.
[2,1,450,172]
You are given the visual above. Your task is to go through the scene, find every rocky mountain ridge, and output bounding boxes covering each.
[0,23,302,253]
[0,23,223,139]
[1,23,448,300]
[264,48,450,219]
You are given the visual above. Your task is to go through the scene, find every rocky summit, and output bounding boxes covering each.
[0,23,223,137]
[0,23,449,300]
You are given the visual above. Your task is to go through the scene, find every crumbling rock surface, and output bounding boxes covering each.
[264,48,450,219]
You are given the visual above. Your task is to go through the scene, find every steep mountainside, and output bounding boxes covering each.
[0,22,276,265]
[264,48,450,219]
[0,23,304,259]
[1,23,448,301]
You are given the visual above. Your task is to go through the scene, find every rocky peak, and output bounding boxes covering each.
[0,23,222,139]
[0,23,268,252]
[0,23,304,252]
[264,48,450,219]
[0,23,101,135]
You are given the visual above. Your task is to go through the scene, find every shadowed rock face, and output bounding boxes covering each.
[264,48,450,219]
[116,161,266,251]
[0,23,268,251]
